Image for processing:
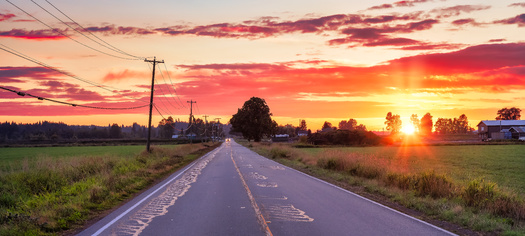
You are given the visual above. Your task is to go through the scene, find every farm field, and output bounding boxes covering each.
[299,145,525,195]
[0,143,218,234]
[0,145,147,170]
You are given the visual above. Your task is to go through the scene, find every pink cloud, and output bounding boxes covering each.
[430,5,491,18]
[0,13,15,22]
[0,29,68,40]
[494,14,525,27]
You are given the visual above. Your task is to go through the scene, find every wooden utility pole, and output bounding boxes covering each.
[145,57,164,152]
[187,100,197,124]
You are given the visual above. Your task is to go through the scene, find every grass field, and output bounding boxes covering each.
[300,145,525,195]
[0,146,147,172]
[249,142,525,235]
[0,143,219,235]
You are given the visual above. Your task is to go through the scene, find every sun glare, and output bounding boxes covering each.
[401,125,416,135]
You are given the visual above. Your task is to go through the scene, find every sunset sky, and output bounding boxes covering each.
[1,0,524,131]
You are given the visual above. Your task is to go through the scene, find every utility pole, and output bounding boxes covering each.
[187,100,197,124]
[203,115,209,141]
[214,118,222,141]
[145,57,164,152]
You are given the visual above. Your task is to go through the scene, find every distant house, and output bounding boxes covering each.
[509,127,525,140]
[272,134,290,142]
[477,120,525,140]
[297,130,308,137]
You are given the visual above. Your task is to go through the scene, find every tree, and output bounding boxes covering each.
[158,116,175,138]
[229,97,276,142]
[456,114,469,133]
[322,121,333,130]
[299,119,307,131]
[385,112,402,134]
[434,118,452,134]
[109,123,122,138]
[410,114,420,133]
[496,107,521,120]
[420,113,433,135]
[338,119,357,130]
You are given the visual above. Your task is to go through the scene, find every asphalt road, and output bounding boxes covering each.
[79,140,457,236]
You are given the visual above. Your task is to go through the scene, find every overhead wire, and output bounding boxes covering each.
[6,0,141,60]
[41,0,144,60]
[0,86,149,110]
[0,43,148,103]
[162,63,187,109]
[157,63,186,109]
[146,62,177,116]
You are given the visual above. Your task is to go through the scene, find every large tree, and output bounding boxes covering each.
[420,113,433,135]
[385,112,402,134]
[496,107,521,120]
[230,97,276,142]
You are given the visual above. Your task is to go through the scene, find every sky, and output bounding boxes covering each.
[1,0,525,131]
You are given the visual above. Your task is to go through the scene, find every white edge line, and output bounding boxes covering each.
[91,147,218,236]
[235,142,458,236]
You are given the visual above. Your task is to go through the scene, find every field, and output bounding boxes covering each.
[0,146,145,169]
[0,143,219,235]
[249,142,525,235]
[301,145,525,195]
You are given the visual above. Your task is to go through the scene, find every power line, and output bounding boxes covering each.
[157,63,186,109]
[161,63,187,109]
[0,86,149,110]
[145,62,179,115]
[41,0,144,60]
[6,0,141,60]
[0,43,148,102]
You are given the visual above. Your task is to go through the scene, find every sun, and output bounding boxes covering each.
[401,125,416,135]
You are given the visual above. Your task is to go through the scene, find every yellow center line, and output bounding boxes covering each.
[230,145,273,236]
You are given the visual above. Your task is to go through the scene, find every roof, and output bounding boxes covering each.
[509,126,525,133]
[477,120,525,127]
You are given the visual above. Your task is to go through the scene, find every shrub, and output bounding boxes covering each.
[414,171,453,199]
[462,179,496,208]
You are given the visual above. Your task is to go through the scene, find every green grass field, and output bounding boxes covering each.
[0,146,147,171]
[250,142,525,234]
[300,145,525,195]
[0,143,217,235]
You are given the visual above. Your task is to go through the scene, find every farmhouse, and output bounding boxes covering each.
[477,120,525,140]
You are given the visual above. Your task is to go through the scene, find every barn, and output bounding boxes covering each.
[509,127,525,140]
[477,120,525,140]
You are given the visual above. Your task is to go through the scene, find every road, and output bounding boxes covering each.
[79,140,457,236]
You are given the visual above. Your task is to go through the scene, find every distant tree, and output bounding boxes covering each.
[299,119,307,131]
[158,116,175,138]
[420,113,433,135]
[496,107,521,120]
[434,118,453,134]
[356,124,367,131]
[385,112,402,134]
[322,121,333,130]
[229,97,276,142]
[338,119,357,130]
[456,114,469,133]
[109,123,122,138]
[410,114,420,133]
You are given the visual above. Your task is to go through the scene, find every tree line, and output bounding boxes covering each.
[1,121,178,142]
[384,107,521,135]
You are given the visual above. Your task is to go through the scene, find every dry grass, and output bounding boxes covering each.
[248,142,525,235]
[0,143,218,235]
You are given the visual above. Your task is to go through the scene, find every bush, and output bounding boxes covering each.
[385,171,453,199]
[462,179,496,208]
[414,171,453,199]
